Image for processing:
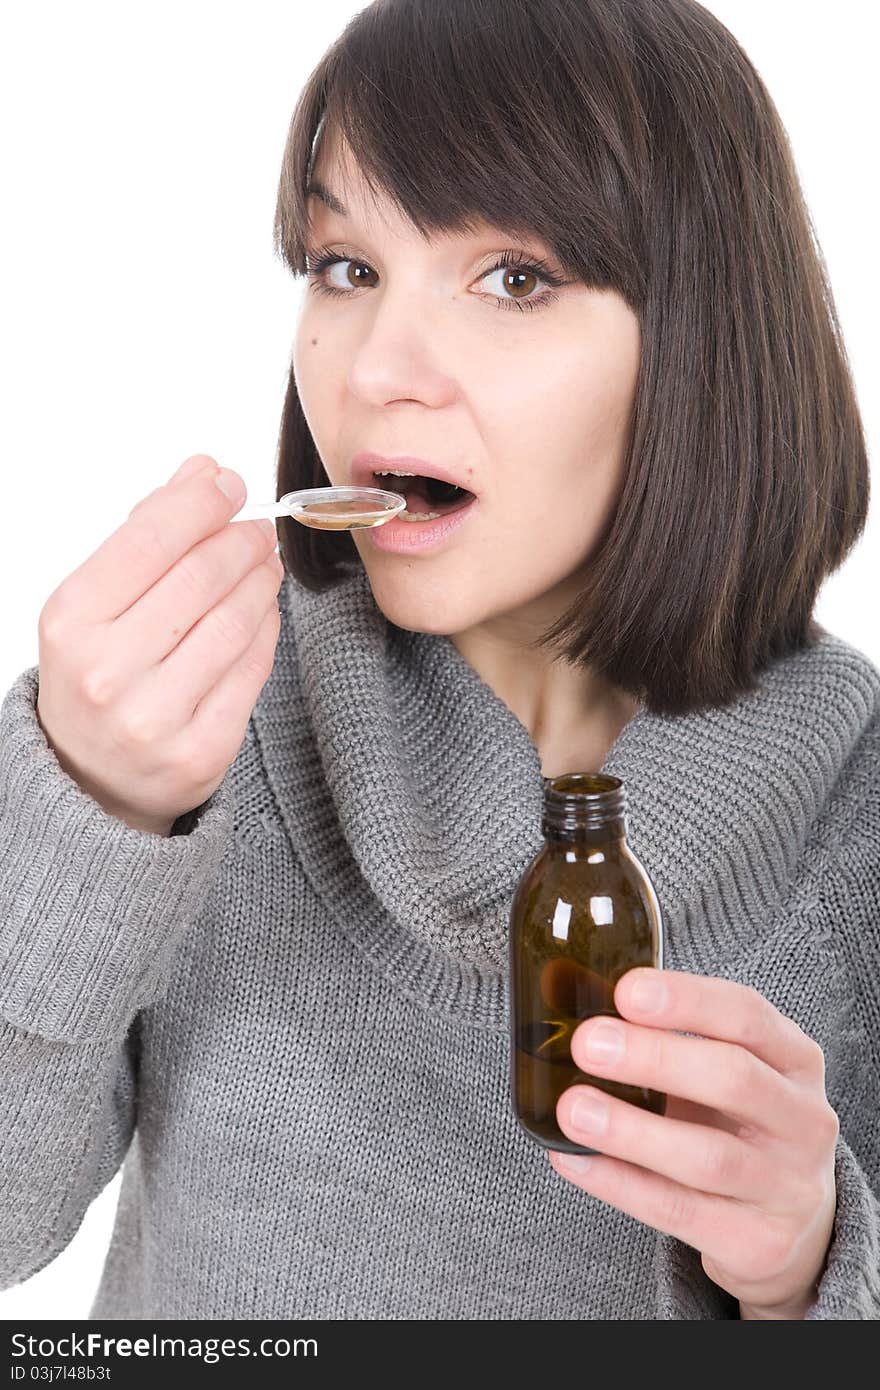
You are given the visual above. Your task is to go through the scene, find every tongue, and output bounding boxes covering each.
[402,477,471,515]
[403,478,440,513]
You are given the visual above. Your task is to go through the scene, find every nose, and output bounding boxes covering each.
[344,280,458,410]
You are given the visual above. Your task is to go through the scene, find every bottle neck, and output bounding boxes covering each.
[542,818,626,848]
[541,772,627,846]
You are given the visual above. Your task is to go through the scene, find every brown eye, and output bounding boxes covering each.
[479,255,564,311]
[346,261,378,289]
[502,268,538,299]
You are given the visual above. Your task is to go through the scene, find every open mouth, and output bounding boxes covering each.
[372,470,476,521]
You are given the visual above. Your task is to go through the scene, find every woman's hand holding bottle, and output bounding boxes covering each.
[549,967,839,1319]
[35,454,284,837]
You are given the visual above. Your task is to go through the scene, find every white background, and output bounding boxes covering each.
[1,0,877,1320]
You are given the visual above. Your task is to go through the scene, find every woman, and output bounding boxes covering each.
[1,0,877,1319]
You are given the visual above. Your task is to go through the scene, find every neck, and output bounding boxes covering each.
[449,619,641,778]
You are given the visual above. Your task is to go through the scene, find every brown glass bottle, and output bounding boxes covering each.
[509,773,665,1155]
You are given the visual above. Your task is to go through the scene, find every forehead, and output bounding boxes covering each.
[307,127,382,218]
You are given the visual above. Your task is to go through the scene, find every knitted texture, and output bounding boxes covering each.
[1,562,878,1319]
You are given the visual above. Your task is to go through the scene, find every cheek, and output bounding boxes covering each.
[488,338,631,464]
[292,328,338,447]
[462,367,631,601]
[292,322,320,391]
[485,366,629,536]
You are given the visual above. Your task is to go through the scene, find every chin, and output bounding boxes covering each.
[359,560,473,636]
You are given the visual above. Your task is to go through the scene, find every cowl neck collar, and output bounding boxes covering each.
[251,564,880,1030]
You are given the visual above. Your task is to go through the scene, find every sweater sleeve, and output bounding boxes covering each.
[804,721,880,1319]
[0,664,234,1288]
[803,1135,880,1318]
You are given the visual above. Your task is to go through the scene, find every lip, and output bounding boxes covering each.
[366,494,479,555]
[350,451,477,495]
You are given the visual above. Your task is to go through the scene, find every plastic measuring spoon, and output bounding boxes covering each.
[230,485,406,531]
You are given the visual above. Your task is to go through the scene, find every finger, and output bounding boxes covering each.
[570,1015,800,1137]
[614,968,824,1081]
[61,463,248,623]
[167,453,218,486]
[113,514,277,672]
[555,1083,769,1201]
[546,1147,752,1266]
[136,554,283,727]
[664,1094,745,1137]
[186,593,282,751]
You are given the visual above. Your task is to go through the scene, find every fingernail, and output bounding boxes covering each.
[215,468,245,504]
[629,974,667,1013]
[168,454,214,484]
[570,1089,609,1136]
[583,1018,625,1065]
[554,1153,594,1179]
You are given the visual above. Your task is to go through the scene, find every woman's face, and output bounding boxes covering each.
[293,131,641,636]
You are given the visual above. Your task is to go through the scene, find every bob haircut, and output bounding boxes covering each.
[271,0,869,717]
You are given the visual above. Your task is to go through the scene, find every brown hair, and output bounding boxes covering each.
[270,0,869,716]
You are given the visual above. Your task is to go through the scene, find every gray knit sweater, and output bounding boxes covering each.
[1,562,879,1319]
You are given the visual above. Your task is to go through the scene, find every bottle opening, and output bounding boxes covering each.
[542,772,626,835]
[546,773,623,797]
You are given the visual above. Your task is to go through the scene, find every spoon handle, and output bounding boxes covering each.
[230,500,289,523]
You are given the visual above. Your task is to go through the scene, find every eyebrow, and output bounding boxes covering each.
[305,180,348,217]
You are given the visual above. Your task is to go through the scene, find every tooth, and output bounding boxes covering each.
[400,510,440,521]
[374,468,416,477]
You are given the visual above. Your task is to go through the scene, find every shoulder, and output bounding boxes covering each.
[808,637,880,971]
[790,628,880,862]
[764,628,880,720]
[771,630,880,815]
[806,631,880,826]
